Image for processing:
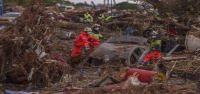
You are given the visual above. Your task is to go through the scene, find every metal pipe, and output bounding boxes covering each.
[113,0,116,6]
[110,0,112,15]
[166,44,180,56]
[104,0,105,8]
[107,0,109,9]
[84,1,88,5]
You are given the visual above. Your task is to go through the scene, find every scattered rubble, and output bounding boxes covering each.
[0,0,70,86]
[0,0,200,93]
[73,83,197,94]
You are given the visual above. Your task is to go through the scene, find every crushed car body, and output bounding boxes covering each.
[89,36,150,66]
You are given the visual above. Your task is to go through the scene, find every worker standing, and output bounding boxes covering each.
[84,12,93,23]
[90,24,103,39]
[90,11,95,17]
[139,31,161,66]
[105,14,112,21]
[126,25,134,36]
[71,27,100,57]
[87,16,93,23]
[98,13,105,21]
[84,12,90,19]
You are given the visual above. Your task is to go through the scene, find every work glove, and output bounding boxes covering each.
[84,46,89,52]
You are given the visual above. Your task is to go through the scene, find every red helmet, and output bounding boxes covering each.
[90,11,95,14]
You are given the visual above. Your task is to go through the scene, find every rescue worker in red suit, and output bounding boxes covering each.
[139,31,161,66]
[71,27,100,57]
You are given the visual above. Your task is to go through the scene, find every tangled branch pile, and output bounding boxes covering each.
[0,0,70,86]
[139,0,200,28]
[163,58,200,80]
[164,60,200,73]
[139,0,200,16]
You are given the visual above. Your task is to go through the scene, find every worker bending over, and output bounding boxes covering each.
[91,24,103,39]
[71,27,100,57]
[84,12,93,23]
[139,31,161,66]
[98,13,105,21]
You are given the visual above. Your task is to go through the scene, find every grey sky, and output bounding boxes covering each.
[71,0,132,4]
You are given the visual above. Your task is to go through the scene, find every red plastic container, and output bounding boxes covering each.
[125,68,157,83]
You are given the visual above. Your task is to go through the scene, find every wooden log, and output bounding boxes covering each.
[0,21,10,25]
[63,9,107,18]
[54,16,70,21]
[104,21,128,27]
[58,21,88,30]
[0,19,9,21]
[162,56,187,61]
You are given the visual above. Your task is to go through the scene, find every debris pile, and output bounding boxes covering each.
[4,6,25,12]
[74,83,197,94]
[163,59,200,80]
[0,0,200,93]
[0,0,70,86]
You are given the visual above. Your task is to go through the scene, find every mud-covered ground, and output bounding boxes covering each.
[1,0,200,92]
[1,69,199,94]
[0,21,199,93]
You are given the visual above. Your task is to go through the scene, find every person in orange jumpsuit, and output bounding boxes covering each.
[71,27,100,57]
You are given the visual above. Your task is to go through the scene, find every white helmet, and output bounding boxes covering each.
[150,30,158,35]
[93,24,100,27]
[84,27,92,32]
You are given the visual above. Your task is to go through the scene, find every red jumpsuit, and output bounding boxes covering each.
[143,38,161,62]
[71,31,100,57]
[143,50,161,61]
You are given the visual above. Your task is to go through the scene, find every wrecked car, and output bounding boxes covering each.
[88,36,150,66]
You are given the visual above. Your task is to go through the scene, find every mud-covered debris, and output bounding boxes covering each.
[0,0,71,86]
[71,83,197,94]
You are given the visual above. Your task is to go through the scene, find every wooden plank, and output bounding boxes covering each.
[162,56,187,61]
